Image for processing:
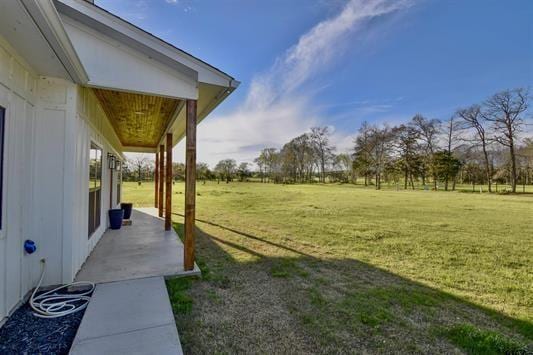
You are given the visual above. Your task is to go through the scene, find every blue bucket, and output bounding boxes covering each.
[108,209,124,230]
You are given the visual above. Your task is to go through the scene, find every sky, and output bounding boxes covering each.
[97,0,533,167]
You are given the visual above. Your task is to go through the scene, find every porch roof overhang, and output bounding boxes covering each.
[51,0,240,152]
[6,0,238,151]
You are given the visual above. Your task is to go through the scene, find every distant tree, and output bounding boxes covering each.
[260,148,279,183]
[433,151,462,188]
[442,115,462,190]
[172,162,185,181]
[483,88,529,192]
[254,156,265,183]
[237,162,251,181]
[392,124,421,190]
[128,155,151,185]
[196,162,211,183]
[411,114,441,189]
[353,121,373,186]
[310,127,335,183]
[464,161,484,191]
[215,159,237,183]
[457,105,493,192]
[280,134,316,183]
[334,153,355,183]
[520,138,533,185]
[354,124,394,190]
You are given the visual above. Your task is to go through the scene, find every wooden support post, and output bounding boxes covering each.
[165,133,172,231]
[158,144,164,217]
[154,152,159,208]
[184,99,197,271]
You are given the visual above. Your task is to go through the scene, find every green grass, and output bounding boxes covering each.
[444,324,528,354]
[166,277,194,315]
[125,181,532,354]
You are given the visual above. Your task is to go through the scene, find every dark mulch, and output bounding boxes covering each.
[0,291,90,355]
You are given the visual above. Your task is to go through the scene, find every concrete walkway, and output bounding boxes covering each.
[70,277,182,354]
[71,208,201,354]
[76,208,200,283]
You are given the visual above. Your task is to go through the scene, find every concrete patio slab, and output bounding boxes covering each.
[75,208,200,284]
[70,277,183,355]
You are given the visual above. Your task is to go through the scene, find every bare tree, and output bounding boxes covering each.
[254,156,265,183]
[392,124,421,190]
[411,114,441,189]
[128,155,151,185]
[258,148,278,182]
[483,88,529,192]
[310,127,335,183]
[442,115,462,190]
[457,105,493,192]
[353,121,373,186]
[354,124,394,190]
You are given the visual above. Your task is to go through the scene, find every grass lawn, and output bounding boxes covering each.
[124,181,532,354]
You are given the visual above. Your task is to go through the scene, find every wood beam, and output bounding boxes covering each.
[158,144,164,217]
[184,99,197,271]
[154,152,159,208]
[165,133,173,231]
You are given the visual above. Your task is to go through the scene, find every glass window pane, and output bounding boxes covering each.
[89,142,102,238]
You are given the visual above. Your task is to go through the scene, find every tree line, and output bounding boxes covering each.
[122,157,252,184]
[123,88,531,193]
[253,88,532,193]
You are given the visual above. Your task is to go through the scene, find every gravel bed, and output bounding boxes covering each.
[0,290,90,354]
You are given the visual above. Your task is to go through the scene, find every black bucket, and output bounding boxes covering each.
[120,203,133,220]
[108,209,124,230]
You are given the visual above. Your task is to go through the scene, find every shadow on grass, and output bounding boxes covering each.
[172,212,313,257]
[169,219,532,354]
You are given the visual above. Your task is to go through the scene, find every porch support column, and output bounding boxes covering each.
[184,99,197,271]
[158,144,164,217]
[154,151,159,208]
[165,133,173,231]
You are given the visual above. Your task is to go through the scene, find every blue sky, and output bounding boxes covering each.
[98,0,533,166]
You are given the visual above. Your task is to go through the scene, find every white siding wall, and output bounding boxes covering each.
[0,36,123,323]
[0,36,38,322]
[33,77,77,286]
[72,86,123,275]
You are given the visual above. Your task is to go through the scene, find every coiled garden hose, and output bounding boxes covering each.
[30,260,95,319]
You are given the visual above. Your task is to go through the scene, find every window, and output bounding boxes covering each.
[0,106,4,229]
[116,160,122,204]
[88,143,102,238]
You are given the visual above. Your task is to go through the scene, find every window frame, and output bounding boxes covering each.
[0,106,5,230]
[116,160,122,204]
[88,141,103,238]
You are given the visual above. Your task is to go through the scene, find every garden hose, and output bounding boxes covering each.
[29,260,95,319]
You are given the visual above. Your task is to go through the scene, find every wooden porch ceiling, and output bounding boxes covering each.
[93,88,181,148]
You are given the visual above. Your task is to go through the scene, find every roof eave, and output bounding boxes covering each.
[21,0,88,84]
[54,0,236,86]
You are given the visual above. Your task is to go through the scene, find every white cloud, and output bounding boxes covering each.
[174,0,412,167]
[165,0,194,12]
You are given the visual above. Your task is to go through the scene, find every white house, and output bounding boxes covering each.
[0,0,238,323]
